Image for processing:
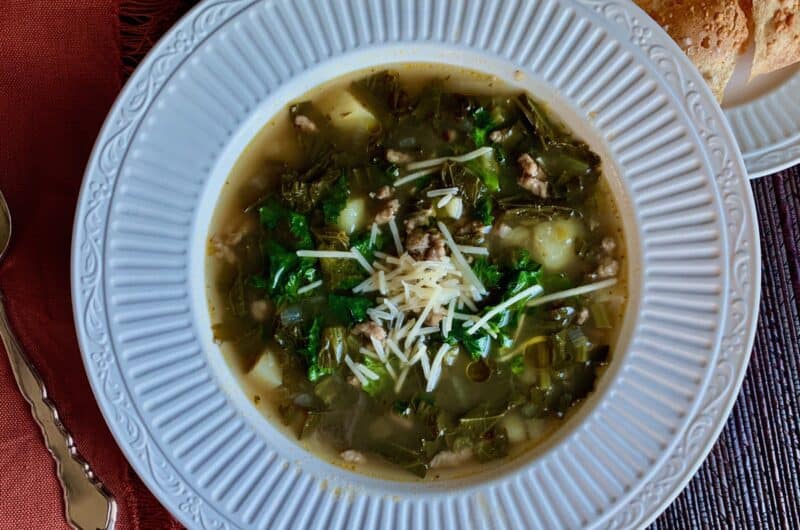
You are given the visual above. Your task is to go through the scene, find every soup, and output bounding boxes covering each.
[207,65,626,479]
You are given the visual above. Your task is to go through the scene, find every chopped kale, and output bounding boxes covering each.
[322,175,350,225]
[471,257,502,290]
[328,294,372,324]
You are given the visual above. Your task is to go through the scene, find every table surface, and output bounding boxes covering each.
[652,168,800,529]
[129,6,800,528]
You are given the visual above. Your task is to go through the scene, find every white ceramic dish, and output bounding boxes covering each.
[723,41,800,178]
[72,1,760,528]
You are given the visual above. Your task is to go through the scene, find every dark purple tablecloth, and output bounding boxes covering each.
[124,5,800,527]
[652,167,800,529]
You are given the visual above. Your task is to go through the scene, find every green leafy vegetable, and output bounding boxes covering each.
[263,240,317,304]
[328,294,372,324]
[227,271,247,317]
[322,176,350,225]
[349,71,407,128]
[289,212,314,249]
[538,271,572,293]
[264,240,297,293]
[375,443,428,478]
[469,101,512,148]
[470,107,493,147]
[464,151,500,192]
[444,403,511,463]
[258,198,287,229]
[509,355,525,375]
[246,275,268,291]
[352,229,386,262]
[301,318,333,382]
[471,257,502,290]
[362,357,392,397]
[475,196,494,225]
[445,324,492,360]
[317,326,345,379]
[590,302,611,329]
[515,94,600,199]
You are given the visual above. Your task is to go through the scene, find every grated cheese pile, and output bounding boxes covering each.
[295,223,552,392]
[351,248,487,392]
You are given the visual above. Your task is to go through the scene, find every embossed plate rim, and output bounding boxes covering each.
[71,0,760,528]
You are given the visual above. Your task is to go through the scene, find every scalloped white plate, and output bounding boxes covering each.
[72,1,760,528]
[723,40,800,178]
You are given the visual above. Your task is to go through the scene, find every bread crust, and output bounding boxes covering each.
[637,0,749,100]
[750,0,800,77]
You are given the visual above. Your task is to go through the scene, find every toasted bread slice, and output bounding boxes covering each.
[751,0,800,77]
[636,0,749,100]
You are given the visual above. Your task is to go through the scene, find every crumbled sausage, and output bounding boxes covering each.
[430,448,473,469]
[426,312,445,326]
[250,300,272,322]
[405,229,430,258]
[386,149,413,164]
[340,450,366,464]
[352,321,387,342]
[425,231,447,261]
[374,199,400,225]
[601,236,616,254]
[404,206,434,233]
[595,256,619,279]
[209,231,244,264]
[489,128,510,143]
[374,185,394,200]
[293,115,317,133]
[406,229,447,261]
[517,153,548,198]
[458,219,488,245]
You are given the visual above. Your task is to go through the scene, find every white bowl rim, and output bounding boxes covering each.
[71,1,761,529]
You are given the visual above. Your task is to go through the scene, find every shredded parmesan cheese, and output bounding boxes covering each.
[378,270,387,295]
[466,284,544,336]
[525,278,618,307]
[388,217,403,254]
[296,250,358,260]
[406,146,494,171]
[350,247,375,274]
[297,279,323,295]
[369,222,379,246]
[340,225,503,391]
[426,187,459,197]
[394,167,439,187]
[457,245,489,256]
[437,222,487,294]
[345,355,368,386]
[359,363,381,381]
[436,193,455,208]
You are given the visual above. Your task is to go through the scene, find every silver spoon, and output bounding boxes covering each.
[0,190,117,530]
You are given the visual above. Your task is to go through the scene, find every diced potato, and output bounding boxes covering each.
[526,418,548,439]
[337,198,366,234]
[504,226,531,247]
[501,413,528,444]
[445,197,463,219]
[248,351,282,389]
[531,218,584,272]
[316,90,378,135]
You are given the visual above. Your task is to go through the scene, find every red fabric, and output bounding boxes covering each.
[0,2,182,528]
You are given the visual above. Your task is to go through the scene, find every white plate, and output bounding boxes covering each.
[723,41,800,177]
[72,1,760,528]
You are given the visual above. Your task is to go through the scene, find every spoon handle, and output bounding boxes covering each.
[0,291,116,530]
